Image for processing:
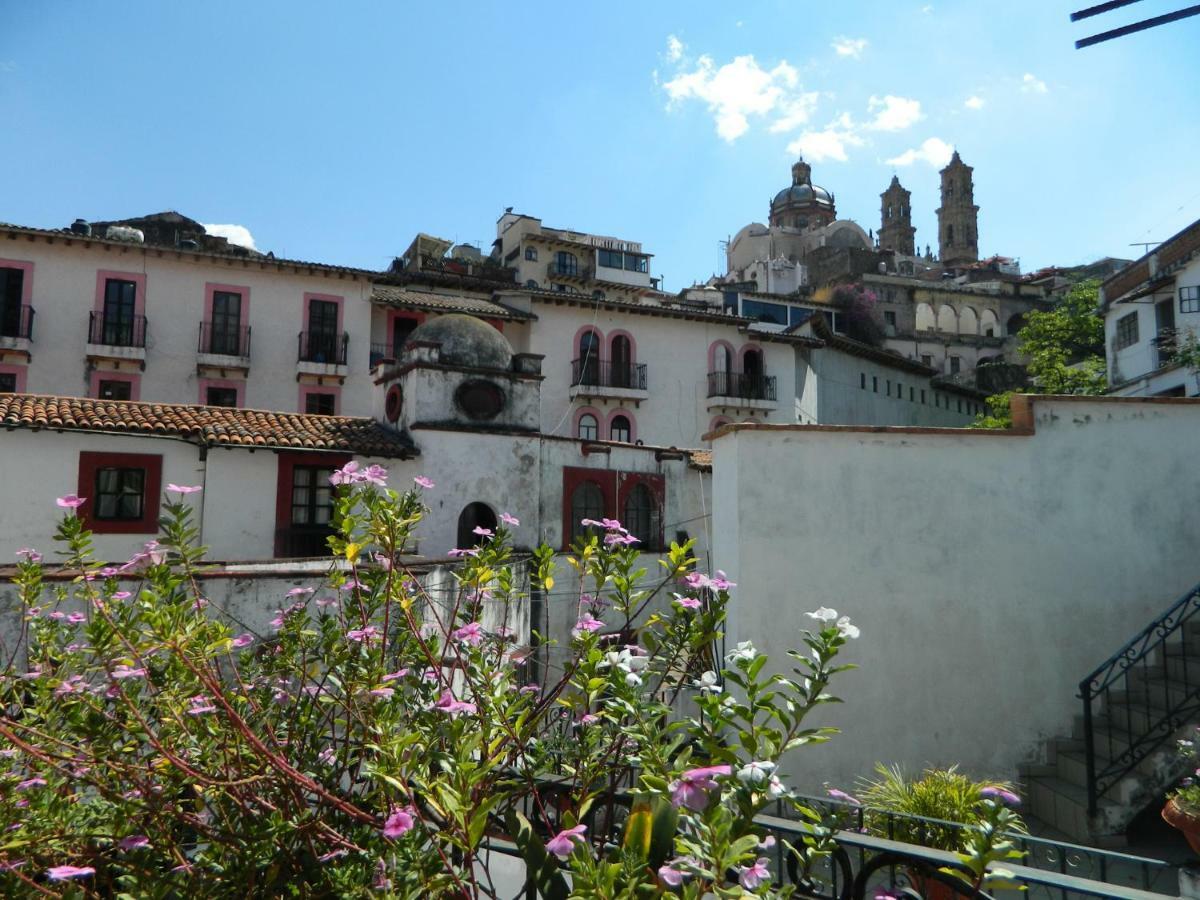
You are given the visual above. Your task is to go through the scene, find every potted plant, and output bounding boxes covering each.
[1163,731,1200,853]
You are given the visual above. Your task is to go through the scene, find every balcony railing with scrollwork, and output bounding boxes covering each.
[198,321,251,358]
[570,359,646,390]
[88,311,147,348]
[707,371,777,401]
[297,331,349,366]
[0,305,34,341]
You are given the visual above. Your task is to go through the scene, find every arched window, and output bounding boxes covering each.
[609,414,631,443]
[623,483,659,549]
[524,247,538,261]
[577,413,598,441]
[577,330,601,385]
[456,502,498,549]
[742,348,764,399]
[936,305,957,333]
[610,334,633,387]
[714,343,732,375]
[570,482,605,544]
[525,279,538,289]
[555,251,578,276]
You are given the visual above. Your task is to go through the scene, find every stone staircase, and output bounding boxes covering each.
[1021,610,1200,845]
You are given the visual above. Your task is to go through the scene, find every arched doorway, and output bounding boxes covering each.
[457,502,498,548]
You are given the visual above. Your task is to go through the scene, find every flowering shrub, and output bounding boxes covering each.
[0,466,859,897]
[1171,729,1200,814]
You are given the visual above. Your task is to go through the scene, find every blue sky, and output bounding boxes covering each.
[2,1,1198,286]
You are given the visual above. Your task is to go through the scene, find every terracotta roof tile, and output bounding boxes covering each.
[370,286,533,321]
[0,395,417,459]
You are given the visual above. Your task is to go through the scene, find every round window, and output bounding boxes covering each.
[455,380,505,420]
[384,384,403,423]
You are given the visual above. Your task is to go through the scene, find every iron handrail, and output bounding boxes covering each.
[1079,581,1200,815]
[0,305,34,340]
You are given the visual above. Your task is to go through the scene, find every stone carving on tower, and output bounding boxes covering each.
[878,175,916,256]
[768,157,837,230]
[936,150,979,268]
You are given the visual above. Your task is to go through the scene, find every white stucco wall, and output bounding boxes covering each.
[711,396,1200,792]
[1106,256,1200,397]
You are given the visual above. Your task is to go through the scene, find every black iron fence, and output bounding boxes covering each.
[707,370,776,401]
[88,311,147,348]
[198,321,251,358]
[297,331,349,365]
[1080,581,1200,816]
[0,305,34,340]
[570,358,647,390]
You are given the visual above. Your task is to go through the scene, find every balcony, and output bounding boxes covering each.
[569,359,648,402]
[706,371,777,412]
[197,321,252,371]
[547,261,592,282]
[1152,328,1177,369]
[0,305,35,357]
[297,330,349,375]
[86,311,147,365]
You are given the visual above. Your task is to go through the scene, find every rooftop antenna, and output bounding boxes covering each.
[1129,241,1162,253]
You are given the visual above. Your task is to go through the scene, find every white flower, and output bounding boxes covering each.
[726,641,758,663]
[806,607,838,624]
[738,760,776,785]
[625,672,643,687]
[694,670,722,694]
[767,774,787,798]
[836,616,860,639]
[721,695,737,711]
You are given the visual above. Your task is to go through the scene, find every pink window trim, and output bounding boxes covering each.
[708,416,731,432]
[573,406,603,440]
[605,409,637,443]
[94,270,147,315]
[298,384,341,415]
[89,370,141,401]
[0,259,34,304]
[386,309,427,355]
[198,377,246,407]
[607,329,637,362]
[303,292,345,333]
[573,325,605,361]
[738,343,765,368]
[204,282,252,321]
[708,339,735,372]
[0,363,28,392]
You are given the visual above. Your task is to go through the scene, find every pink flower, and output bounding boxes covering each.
[165,484,202,494]
[268,610,285,629]
[673,593,702,610]
[347,626,381,644]
[605,531,640,546]
[67,612,86,624]
[328,461,360,486]
[118,835,150,851]
[446,547,480,558]
[669,765,731,811]
[368,687,394,698]
[519,684,540,696]
[363,465,388,486]
[431,690,476,716]
[56,494,86,510]
[16,777,46,791]
[579,714,599,726]
[572,613,604,638]
[286,586,315,597]
[382,668,409,682]
[499,512,520,526]
[545,824,587,860]
[111,591,132,600]
[472,525,493,538]
[111,665,146,680]
[46,865,95,882]
[15,548,41,563]
[187,695,217,715]
[413,476,435,489]
[230,633,255,648]
[827,788,861,806]
[315,596,338,608]
[318,848,348,863]
[739,858,770,890]
[658,865,685,887]
[453,621,484,646]
[382,806,416,839]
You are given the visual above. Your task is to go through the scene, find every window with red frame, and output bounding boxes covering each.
[561,467,664,550]
[77,451,162,534]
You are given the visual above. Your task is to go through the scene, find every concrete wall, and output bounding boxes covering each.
[711,396,1200,792]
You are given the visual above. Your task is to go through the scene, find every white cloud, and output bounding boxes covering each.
[886,137,954,168]
[866,95,921,131]
[666,34,684,62]
[1021,73,1048,94]
[832,36,868,59]
[921,4,934,13]
[965,95,985,110]
[663,53,808,142]
[768,91,820,133]
[202,223,257,250]
[786,122,864,163]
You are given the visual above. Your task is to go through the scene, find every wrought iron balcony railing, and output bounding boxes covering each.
[0,305,34,340]
[88,311,147,348]
[707,371,776,401]
[297,331,349,366]
[548,261,591,280]
[198,321,251,358]
[570,358,647,390]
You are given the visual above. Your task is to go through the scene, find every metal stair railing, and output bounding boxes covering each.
[1079,581,1200,816]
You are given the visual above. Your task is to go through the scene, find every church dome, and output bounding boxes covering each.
[772,183,834,208]
[408,314,513,370]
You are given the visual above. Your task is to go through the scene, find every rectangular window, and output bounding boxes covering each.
[957,399,963,413]
[291,466,335,528]
[1115,312,1139,350]
[0,373,15,393]
[886,380,891,396]
[884,310,897,326]
[0,267,25,337]
[740,299,788,325]
[789,306,815,327]
[206,386,239,407]
[860,372,866,390]
[921,354,933,368]
[103,279,137,345]
[949,356,961,374]
[94,467,145,521]
[305,392,337,415]
[909,387,914,402]
[872,376,878,393]
[1180,286,1200,315]
[78,451,162,534]
[98,379,132,401]
[921,389,926,404]
[896,382,903,399]
[210,290,243,355]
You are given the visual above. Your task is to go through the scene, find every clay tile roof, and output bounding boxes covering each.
[371,285,533,321]
[0,395,417,459]
[688,449,712,471]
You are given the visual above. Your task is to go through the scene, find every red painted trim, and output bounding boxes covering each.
[708,416,731,433]
[386,309,426,355]
[198,377,245,407]
[617,472,666,550]
[484,318,504,332]
[561,466,617,550]
[94,270,147,315]
[303,291,345,333]
[605,408,637,443]
[204,282,251,323]
[298,383,341,415]
[0,363,27,392]
[0,259,34,305]
[77,450,163,535]
[274,451,352,557]
[607,329,637,363]
[573,325,604,361]
[708,339,735,373]
[89,370,141,401]
[573,406,603,440]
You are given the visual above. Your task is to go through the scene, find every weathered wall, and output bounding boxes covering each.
[711,396,1200,792]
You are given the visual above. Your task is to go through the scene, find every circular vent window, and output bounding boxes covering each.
[384,384,403,423]
[455,380,505,420]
